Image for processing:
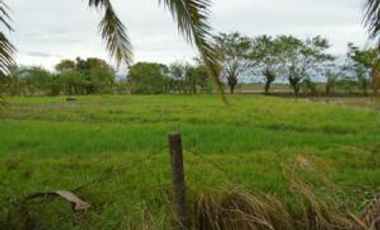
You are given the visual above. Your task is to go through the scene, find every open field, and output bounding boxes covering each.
[1,95,380,229]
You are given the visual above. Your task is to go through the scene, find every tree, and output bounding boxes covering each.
[346,44,375,96]
[6,66,55,96]
[279,36,333,96]
[55,60,76,72]
[249,35,283,94]
[185,64,209,93]
[57,69,87,95]
[168,62,209,94]
[323,64,341,98]
[363,0,380,97]
[277,36,306,96]
[55,58,115,95]
[169,62,188,93]
[128,62,169,94]
[214,32,251,94]
[74,57,115,94]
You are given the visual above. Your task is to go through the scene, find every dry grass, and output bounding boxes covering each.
[193,155,379,230]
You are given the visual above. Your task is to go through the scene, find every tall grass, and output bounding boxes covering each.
[1,95,380,229]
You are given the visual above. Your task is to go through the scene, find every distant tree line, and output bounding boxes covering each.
[214,32,380,97]
[128,62,212,94]
[0,57,213,96]
[1,57,116,96]
[1,33,380,97]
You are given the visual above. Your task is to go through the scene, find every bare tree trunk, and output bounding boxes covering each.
[229,84,235,94]
[264,80,271,95]
[227,76,237,94]
[263,71,276,95]
[289,75,301,97]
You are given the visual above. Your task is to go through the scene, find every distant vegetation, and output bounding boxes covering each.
[1,34,380,98]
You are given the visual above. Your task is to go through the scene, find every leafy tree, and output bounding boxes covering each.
[7,66,55,96]
[276,36,305,96]
[186,64,209,93]
[249,35,283,94]
[55,60,76,72]
[362,0,380,96]
[278,36,333,96]
[324,66,340,98]
[168,62,209,93]
[214,32,251,94]
[55,58,115,95]
[169,62,188,93]
[75,57,115,94]
[58,70,87,95]
[346,44,374,96]
[128,62,169,94]
[372,54,380,97]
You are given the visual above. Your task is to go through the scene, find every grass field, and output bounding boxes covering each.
[1,95,380,229]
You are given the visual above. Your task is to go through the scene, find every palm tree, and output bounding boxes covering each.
[0,0,15,75]
[0,0,225,99]
[364,0,380,96]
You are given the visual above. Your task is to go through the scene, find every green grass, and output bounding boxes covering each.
[1,95,380,229]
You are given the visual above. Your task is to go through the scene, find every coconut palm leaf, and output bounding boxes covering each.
[158,0,226,100]
[364,0,380,43]
[88,0,225,100]
[88,0,133,66]
[0,0,16,75]
[2,0,224,97]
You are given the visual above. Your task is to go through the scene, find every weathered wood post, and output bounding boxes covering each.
[168,132,189,230]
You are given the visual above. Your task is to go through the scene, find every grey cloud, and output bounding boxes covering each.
[24,51,61,58]
[7,0,370,69]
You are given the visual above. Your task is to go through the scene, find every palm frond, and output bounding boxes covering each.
[364,0,380,42]
[158,0,227,102]
[88,0,133,66]
[0,0,16,75]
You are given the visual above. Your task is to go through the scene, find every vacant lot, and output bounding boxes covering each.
[1,95,380,229]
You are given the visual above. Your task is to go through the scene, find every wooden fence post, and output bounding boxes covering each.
[168,132,189,230]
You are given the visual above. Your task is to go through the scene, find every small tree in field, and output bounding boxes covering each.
[128,62,169,94]
[55,58,115,95]
[324,64,341,98]
[213,32,251,94]
[249,35,283,94]
[279,36,333,96]
[169,62,209,94]
[344,43,380,96]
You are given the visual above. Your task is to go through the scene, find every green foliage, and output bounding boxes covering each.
[1,58,116,96]
[55,59,76,72]
[213,32,251,94]
[277,35,334,96]
[168,62,209,94]
[5,66,56,96]
[250,35,285,94]
[57,70,88,95]
[345,44,375,95]
[128,62,169,94]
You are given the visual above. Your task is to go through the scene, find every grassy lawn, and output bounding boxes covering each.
[1,95,380,229]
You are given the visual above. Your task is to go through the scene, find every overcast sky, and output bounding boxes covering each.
[7,0,368,70]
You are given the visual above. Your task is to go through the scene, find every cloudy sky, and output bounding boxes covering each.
[7,0,368,70]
